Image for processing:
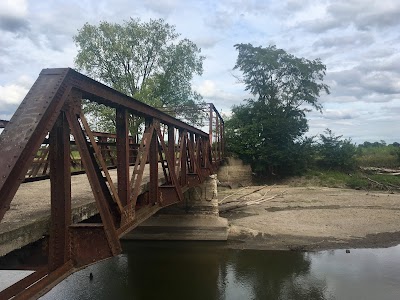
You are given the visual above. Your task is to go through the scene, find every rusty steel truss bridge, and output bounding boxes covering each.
[0,68,224,299]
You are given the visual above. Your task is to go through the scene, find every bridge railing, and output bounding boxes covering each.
[25,132,140,180]
[209,103,225,164]
[0,68,224,299]
[7,107,224,182]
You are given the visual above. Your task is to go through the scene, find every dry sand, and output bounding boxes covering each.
[219,185,400,250]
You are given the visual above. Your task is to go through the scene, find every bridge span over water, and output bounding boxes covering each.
[0,68,224,299]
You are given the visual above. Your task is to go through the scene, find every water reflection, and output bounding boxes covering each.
[125,242,221,299]
[41,242,400,300]
[218,249,330,300]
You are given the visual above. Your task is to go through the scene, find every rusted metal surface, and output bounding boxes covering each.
[0,68,71,221]
[180,130,188,186]
[208,103,224,166]
[155,126,184,204]
[66,110,122,256]
[69,224,113,267]
[12,261,74,300]
[116,107,130,206]
[23,131,138,181]
[0,68,224,299]
[128,125,154,209]
[67,69,208,137]
[149,120,159,205]
[48,112,71,271]
[27,145,49,177]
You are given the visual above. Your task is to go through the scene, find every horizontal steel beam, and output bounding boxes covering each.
[41,68,208,137]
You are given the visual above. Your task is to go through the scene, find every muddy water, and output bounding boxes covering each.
[41,242,400,300]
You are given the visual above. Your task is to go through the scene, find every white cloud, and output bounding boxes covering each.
[196,80,217,98]
[195,79,245,102]
[193,36,221,49]
[0,75,33,117]
[323,109,359,120]
[194,79,247,116]
[0,0,29,32]
[0,76,31,106]
[0,0,28,18]
[294,0,400,33]
[313,33,375,50]
[143,0,180,16]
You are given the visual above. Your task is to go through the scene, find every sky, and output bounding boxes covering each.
[0,0,399,143]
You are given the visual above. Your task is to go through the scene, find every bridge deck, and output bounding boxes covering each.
[0,166,167,257]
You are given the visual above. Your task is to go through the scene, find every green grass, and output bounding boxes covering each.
[287,170,349,188]
[71,150,81,158]
[255,144,400,191]
[356,145,400,168]
[286,169,400,191]
[346,173,400,191]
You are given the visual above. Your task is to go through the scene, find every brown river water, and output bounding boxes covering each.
[37,241,400,300]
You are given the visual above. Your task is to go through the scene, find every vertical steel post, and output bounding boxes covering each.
[196,134,202,169]
[189,132,194,173]
[180,130,188,186]
[168,125,175,175]
[148,119,158,204]
[216,114,220,162]
[116,107,130,206]
[48,111,71,271]
[209,104,213,147]
[221,120,225,158]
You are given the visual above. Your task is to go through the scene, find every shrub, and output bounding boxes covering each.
[317,129,357,171]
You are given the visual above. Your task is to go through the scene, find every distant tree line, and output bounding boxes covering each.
[358,141,400,148]
[356,140,400,169]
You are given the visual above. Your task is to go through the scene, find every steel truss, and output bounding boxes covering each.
[0,68,224,299]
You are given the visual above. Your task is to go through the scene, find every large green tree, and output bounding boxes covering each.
[226,44,329,176]
[73,18,205,132]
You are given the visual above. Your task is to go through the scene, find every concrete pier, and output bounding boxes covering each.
[124,176,229,241]
[122,215,228,241]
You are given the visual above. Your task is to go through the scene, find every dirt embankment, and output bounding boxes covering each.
[218,185,400,251]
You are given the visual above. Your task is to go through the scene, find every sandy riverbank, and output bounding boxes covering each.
[219,185,400,251]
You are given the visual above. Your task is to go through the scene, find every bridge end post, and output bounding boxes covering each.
[48,111,72,271]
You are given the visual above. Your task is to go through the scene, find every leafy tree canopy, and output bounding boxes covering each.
[317,129,357,171]
[73,18,205,132]
[233,44,329,112]
[226,44,330,176]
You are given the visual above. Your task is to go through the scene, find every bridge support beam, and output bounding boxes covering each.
[49,112,71,271]
[116,107,130,206]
